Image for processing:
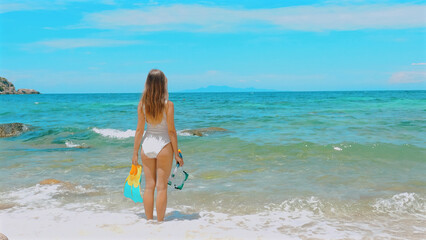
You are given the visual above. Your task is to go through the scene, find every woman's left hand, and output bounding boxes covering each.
[175,155,184,166]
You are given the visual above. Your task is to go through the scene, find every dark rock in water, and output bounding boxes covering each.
[0,233,8,240]
[39,179,63,185]
[181,127,227,136]
[200,127,227,132]
[183,130,203,136]
[17,88,40,94]
[0,123,29,138]
[39,178,74,189]
[38,178,98,196]
[75,145,90,149]
[0,76,40,94]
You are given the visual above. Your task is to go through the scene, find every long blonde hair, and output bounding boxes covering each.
[141,69,168,124]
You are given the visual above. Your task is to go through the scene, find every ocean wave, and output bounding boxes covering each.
[177,129,193,136]
[177,129,210,137]
[0,181,100,210]
[92,127,136,139]
[92,127,201,138]
[262,194,426,220]
[372,192,425,215]
[265,196,326,215]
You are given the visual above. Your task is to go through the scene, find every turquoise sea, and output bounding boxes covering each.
[0,91,425,239]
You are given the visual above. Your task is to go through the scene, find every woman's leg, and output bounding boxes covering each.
[141,152,156,220]
[155,143,173,221]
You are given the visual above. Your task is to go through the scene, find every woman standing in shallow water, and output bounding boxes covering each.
[132,69,184,221]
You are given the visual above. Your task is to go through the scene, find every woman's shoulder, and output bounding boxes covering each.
[165,100,173,108]
[137,101,143,112]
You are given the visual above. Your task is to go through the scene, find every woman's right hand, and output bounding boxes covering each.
[175,154,184,167]
[132,154,139,166]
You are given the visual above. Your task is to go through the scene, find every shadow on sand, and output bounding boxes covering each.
[165,211,201,221]
[135,211,201,221]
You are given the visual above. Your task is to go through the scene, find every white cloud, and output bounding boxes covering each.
[0,0,113,13]
[24,38,143,49]
[80,3,426,32]
[389,71,426,84]
[411,63,426,66]
[0,3,41,13]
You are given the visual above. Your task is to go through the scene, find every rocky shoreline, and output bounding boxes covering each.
[0,77,40,94]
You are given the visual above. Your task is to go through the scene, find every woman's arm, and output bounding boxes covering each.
[132,101,145,165]
[166,101,183,166]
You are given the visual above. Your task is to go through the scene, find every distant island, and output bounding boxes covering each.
[0,77,40,94]
[180,85,276,93]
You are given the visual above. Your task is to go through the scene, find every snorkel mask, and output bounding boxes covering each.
[168,149,189,190]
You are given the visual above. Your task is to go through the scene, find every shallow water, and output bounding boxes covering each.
[1,91,425,239]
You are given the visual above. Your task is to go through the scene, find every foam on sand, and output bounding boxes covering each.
[1,185,424,240]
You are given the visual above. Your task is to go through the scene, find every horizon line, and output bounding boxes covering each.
[2,89,425,94]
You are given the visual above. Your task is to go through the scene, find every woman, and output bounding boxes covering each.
[132,69,184,221]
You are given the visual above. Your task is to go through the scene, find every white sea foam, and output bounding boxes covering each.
[0,199,382,239]
[372,192,425,215]
[92,127,136,139]
[0,188,355,240]
[1,186,424,240]
[65,140,81,148]
[0,183,99,214]
[177,130,192,136]
[93,127,194,139]
[333,146,342,151]
[5,184,62,207]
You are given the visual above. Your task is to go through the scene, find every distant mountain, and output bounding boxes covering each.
[180,85,276,93]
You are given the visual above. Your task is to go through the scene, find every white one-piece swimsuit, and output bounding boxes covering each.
[141,101,171,158]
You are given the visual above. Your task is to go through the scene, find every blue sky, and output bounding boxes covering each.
[0,0,425,93]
